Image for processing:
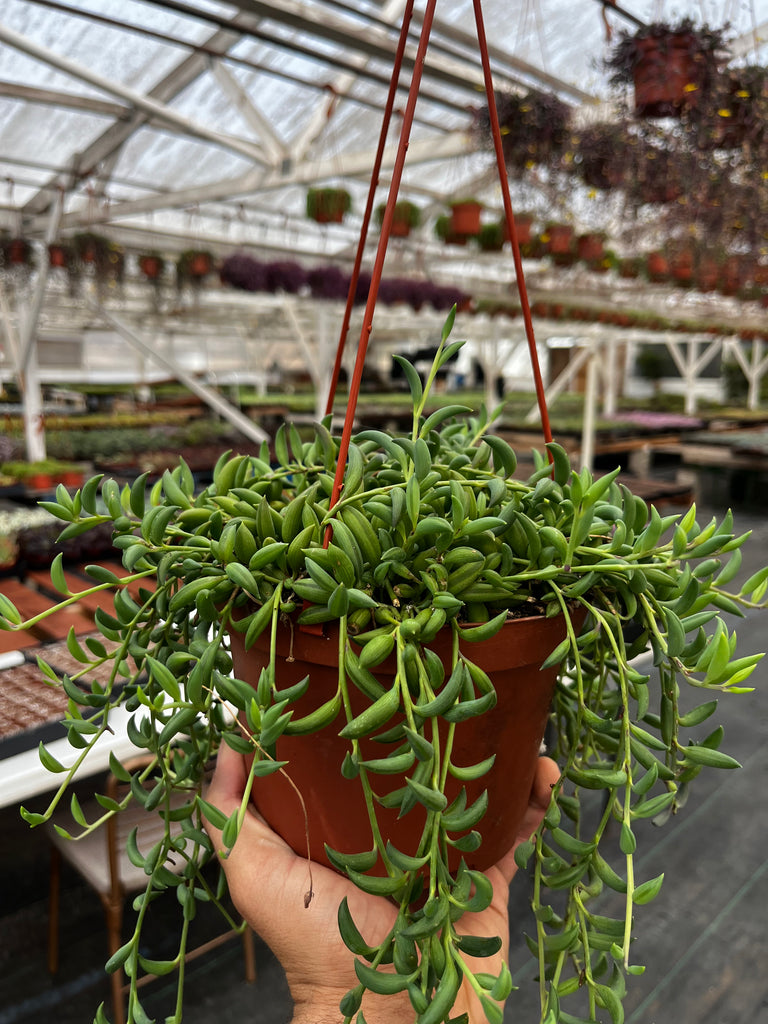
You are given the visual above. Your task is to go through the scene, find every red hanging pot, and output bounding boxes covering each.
[189,252,212,278]
[449,200,482,237]
[669,249,695,285]
[718,256,744,296]
[545,223,573,256]
[502,214,534,246]
[577,233,604,264]
[139,255,163,279]
[231,611,578,874]
[632,32,702,118]
[696,257,719,292]
[48,244,67,268]
[647,251,670,282]
[8,238,30,264]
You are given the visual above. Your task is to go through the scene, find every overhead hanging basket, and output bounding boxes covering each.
[449,198,482,236]
[376,199,421,237]
[605,20,728,119]
[306,186,352,224]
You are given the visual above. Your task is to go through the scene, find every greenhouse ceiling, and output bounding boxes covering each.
[1,0,767,264]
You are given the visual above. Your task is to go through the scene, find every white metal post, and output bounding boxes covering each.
[581,342,597,473]
[603,336,617,417]
[90,304,270,443]
[748,337,764,410]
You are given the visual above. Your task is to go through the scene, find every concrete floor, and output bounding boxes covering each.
[1,500,767,1024]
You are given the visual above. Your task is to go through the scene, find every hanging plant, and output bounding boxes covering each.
[2,235,35,268]
[220,252,268,293]
[47,242,72,269]
[448,199,482,237]
[632,145,685,205]
[376,199,422,237]
[702,64,768,150]
[5,313,767,1024]
[483,88,571,171]
[137,251,166,282]
[72,231,111,267]
[435,214,468,246]
[572,122,633,190]
[476,222,505,252]
[71,233,124,290]
[605,19,729,118]
[176,250,214,288]
[306,187,352,224]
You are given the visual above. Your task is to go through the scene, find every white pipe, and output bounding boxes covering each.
[0,22,267,167]
[89,304,270,445]
[581,344,597,473]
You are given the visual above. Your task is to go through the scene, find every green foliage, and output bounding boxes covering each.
[3,312,765,1024]
[376,199,422,229]
[306,187,352,222]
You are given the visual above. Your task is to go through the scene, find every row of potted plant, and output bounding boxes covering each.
[0,458,85,491]
[476,296,768,342]
[5,233,215,291]
[219,252,470,311]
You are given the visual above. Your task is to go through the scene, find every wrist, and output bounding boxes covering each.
[291,988,413,1024]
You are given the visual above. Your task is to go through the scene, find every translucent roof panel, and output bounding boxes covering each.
[1,0,767,260]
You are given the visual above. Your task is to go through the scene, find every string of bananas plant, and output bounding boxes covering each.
[1,312,765,1024]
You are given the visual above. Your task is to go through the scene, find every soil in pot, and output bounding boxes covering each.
[230,611,577,874]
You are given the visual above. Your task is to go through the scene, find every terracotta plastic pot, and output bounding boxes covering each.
[545,223,573,256]
[389,216,412,238]
[502,215,533,246]
[632,33,701,118]
[139,255,162,279]
[696,258,719,292]
[48,244,67,268]
[669,250,695,286]
[449,201,482,237]
[310,191,348,224]
[27,473,55,491]
[577,234,604,264]
[718,256,744,296]
[230,612,577,873]
[8,239,29,264]
[188,253,212,278]
[647,251,670,282]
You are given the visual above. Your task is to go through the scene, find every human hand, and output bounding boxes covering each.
[203,743,559,1024]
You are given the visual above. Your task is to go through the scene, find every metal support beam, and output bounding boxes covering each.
[0,23,270,219]
[208,59,288,165]
[41,131,469,232]
[281,300,336,422]
[581,345,598,472]
[525,336,594,423]
[665,335,723,415]
[89,304,270,444]
[18,190,65,376]
[724,335,768,410]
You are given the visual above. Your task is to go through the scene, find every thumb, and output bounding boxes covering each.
[494,756,560,885]
[201,743,248,846]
